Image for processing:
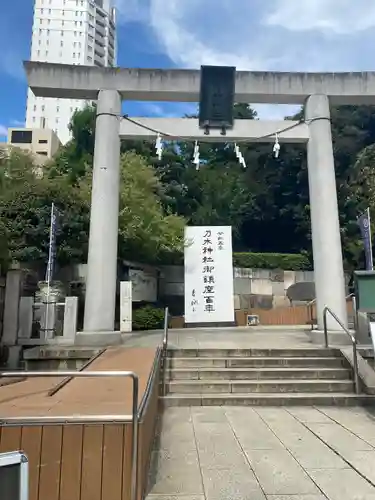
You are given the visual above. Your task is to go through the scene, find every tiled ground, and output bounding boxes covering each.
[147,406,375,500]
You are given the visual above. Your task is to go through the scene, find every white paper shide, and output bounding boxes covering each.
[184,226,234,323]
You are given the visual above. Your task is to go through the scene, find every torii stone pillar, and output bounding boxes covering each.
[83,90,121,332]
[305,94,347,330]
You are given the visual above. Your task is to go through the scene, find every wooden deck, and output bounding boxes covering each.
[0,347,160,500]
[0,347,155,419]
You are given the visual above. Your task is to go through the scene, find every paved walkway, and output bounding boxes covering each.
[147,406,375,500]
[123,326,321,349]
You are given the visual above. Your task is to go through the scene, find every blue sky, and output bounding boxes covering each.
[1,0,375,140]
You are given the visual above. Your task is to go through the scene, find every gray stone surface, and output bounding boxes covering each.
[194,424,249,470]
[307,469,375,500]
[147,407,375,500]
[200,467,266,500]
[191,407,228,424]
[287,445,348,470]
[317,407,375,448]
[226,408,284,450]
[254,410,347,469]
[287,407,333,423]
[148,497,205,500]
[306,423,373,453]
[343,451,375,484]
[148,449,203,496]
[267,496,325,500]
[123,326,325,350]
[244,449,320,495]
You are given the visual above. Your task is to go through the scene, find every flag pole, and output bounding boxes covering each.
[367,207,374,271]
[45,203,55,339]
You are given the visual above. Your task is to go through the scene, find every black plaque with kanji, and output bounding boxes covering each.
[199,65,236,129]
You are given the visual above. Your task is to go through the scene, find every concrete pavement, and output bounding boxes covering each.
[147,406,375,500]
[122,326,317,350]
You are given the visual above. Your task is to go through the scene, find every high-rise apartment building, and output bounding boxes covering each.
[26,0,117,144]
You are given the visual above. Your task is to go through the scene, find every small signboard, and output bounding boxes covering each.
[120,281,132,333]
[247,314,260,326]
[0,451,28,500]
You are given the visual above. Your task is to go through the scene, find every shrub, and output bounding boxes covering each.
[132,305,165,331]
[233,252,310,271]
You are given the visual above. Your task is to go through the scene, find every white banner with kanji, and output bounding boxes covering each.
[184,226,234,323]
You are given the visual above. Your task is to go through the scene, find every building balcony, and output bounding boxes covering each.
[94,58,104,68]
[95,23,106,37]
[94,45,105,58]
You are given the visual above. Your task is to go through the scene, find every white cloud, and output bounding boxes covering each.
[142,103,166,116]
[147,0,283,71]
[114,0,150,23]
[11,119,25,127]
[114,0,375,118]
[140,102,197,118]
[265,0,375,34]
[115,0,374,71]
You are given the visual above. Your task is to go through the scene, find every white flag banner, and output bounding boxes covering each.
[184,226,234,324]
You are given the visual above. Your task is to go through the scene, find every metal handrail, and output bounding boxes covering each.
[307,299,316,330]
[0,370,139,500]
[163,306,169,351]
[161,307,169,397]
[138,347,162,416]
[307,294,355,330]
[322,307,360,394]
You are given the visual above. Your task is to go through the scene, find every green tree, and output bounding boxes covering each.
[50,105,96,183]
[117,152,186,262]
[0,218,9,272]
[0,148,90,265]
[1,148,186,266]
[345,143,375,268]
[51,101,375,270]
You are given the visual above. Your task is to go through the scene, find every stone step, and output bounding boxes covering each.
[161,393,374,407]
[167,367,352,381]
[166,379,354,394]
[168,348,341,359]
[166,356,347,369]
[23,346,102,371]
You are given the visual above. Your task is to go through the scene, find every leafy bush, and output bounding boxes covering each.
[233,252,310,271]
[132,305,165,331]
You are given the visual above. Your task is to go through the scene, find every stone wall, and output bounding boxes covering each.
[159,265,318,316]
[232,268,315,310]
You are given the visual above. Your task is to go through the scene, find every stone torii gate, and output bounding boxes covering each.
[24,62,375,332]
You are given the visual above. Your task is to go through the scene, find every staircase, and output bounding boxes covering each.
[161,347,370,407]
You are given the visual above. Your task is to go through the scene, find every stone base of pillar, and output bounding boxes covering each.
[2,345,23,369]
